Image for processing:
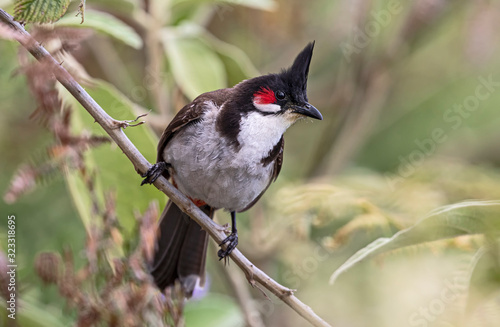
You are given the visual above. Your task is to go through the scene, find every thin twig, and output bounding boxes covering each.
[118,112,149,129]
[0,8,332,327]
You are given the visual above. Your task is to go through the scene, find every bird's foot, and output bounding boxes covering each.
[218,232,238,261]
[141,162,169,185]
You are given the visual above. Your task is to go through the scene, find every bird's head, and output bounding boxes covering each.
[217,42,322,145]
[238,41,322,121]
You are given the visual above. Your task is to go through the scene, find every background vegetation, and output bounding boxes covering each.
[1,0,500,326]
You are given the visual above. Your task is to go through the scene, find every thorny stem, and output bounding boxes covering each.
[0,8,332,327]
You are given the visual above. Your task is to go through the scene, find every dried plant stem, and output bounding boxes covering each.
[0,8,332,327]
[215,249,265,327]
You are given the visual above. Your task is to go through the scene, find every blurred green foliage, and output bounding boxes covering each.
[1,0,500,326]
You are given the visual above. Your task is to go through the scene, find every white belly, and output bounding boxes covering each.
[163,104,275,212]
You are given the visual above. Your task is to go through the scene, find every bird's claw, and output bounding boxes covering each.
[218,232,238,260]
[141,162,169,185]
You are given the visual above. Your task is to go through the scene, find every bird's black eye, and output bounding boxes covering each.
[275,90,286,100]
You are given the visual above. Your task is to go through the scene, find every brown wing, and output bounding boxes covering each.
[156,103,203,163]
[156,88,232,163]
[239,136,284,212]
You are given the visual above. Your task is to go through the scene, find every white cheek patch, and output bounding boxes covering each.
[253,100,281,113]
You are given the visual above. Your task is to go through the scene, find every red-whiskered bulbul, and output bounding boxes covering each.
[141,42,322,296]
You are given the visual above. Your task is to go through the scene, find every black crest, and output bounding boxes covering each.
[216,42,316,145]
[279,41,315,97]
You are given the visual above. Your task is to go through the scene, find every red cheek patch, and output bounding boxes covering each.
[253,87,276,105]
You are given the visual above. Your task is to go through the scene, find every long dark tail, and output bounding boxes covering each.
[150,200,213,297]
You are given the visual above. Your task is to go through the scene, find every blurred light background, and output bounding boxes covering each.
[1,0,500,326]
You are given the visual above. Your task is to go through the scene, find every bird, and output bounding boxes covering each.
[141,41,322,297]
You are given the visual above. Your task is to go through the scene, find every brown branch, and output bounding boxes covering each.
[0,8,332,327]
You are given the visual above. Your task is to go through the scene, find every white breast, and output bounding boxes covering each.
[163,102,289,212]
[236,111,294,164]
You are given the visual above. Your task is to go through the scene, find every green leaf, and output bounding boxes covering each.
[170,0,276,24]
[172,0,277,11]
[224,0,276,11]
[58,80,165,234]
[201,33,260,85]
[163,31,226,99]
[330,200,500,285]
[465,241,500,313]
[184,294,244,327]
[82,0,137,15]
[56,9,142,49]
[14,0,70,23]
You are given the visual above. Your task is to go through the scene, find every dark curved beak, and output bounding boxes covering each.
[290,103,323,120]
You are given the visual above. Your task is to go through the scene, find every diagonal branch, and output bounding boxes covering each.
[0,8,332,327]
